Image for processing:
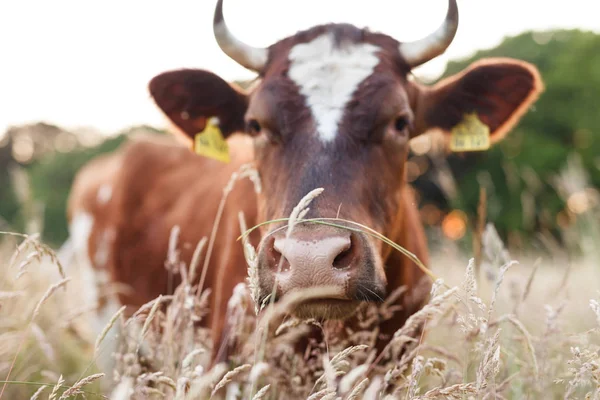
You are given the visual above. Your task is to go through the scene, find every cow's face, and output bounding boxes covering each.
[149,0,543,319]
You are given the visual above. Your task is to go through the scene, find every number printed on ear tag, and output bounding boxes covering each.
[450,112,490,152]
[194,117,230,163]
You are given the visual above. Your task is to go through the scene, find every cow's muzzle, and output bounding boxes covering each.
[255,226,387,319]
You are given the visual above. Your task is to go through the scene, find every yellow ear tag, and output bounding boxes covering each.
[450,112,491,152]
[193,117,230,163]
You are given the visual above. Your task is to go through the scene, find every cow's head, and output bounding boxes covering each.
[149,0,543,319]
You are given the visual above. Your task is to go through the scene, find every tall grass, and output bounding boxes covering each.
[2,225,600,399]
[1,157,599,399]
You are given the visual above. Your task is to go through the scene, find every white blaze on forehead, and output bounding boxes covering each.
[288,33,381,143]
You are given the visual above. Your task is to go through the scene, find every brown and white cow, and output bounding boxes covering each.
[65,0,543,369]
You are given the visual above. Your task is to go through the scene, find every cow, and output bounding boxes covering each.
[64,0,543,373]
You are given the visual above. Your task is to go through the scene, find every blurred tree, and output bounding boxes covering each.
[0,122,78,235]
[412,29,600,249]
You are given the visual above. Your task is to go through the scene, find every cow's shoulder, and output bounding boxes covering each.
[67,149,124,222]
[111,133,254,205]
[106,133,258,243]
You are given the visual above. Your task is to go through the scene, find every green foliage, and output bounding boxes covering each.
[27,135,128,246]
[0,172,22,232]
[440,29,600,244]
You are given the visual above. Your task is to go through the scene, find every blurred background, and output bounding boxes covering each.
[1,0,599,262]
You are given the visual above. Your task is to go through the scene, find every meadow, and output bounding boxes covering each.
[1,158,599,400]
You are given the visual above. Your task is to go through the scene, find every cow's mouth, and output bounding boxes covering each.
[292,298,361,320]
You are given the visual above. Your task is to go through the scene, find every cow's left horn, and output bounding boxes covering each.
[213,0,268,72]
[399,0,459,68]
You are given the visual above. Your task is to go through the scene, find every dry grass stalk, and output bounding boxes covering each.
[95,305,126,354]
[7,233,40,270]
[157,376,177,390]
[306,388,336,400]
[28,385,46,400]
[0,291,25,300]
[394,287,459,340]
[199,163,261,299]
[238,211,260,313]
[286,188,324,237]
[515,257,541,315]
[590,299,600,326]
[504,314,539,381]
[30,323,55,363]
[128,295,173,324]
[31,278,70,321]
[5,232,66,279]
[475,329,501,390]
[181,349,205,371]
[58,372,104,398]
[347,377,369,400]
[48,375,65,400]
[415,382,477,399]
[210,363,251,397]
[340,365,369,393]
[140,294,163,345]
[473,186,487,281]
[188,237,208,283]
[251,383,271,400]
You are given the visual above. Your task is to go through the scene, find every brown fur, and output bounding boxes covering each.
[67,134,261,357]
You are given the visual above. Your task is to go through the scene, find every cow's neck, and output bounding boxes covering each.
[385,185,431,309]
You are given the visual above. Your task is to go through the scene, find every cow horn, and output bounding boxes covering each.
[399,0,459,68]
[213,0,268,72]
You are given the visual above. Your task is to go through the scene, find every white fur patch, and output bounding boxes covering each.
[94,228,115,269]
[69,212,98,311]
[97,184,112,205]
[69,212,121,379]
[70,212,94,254]
[288,33,381,143]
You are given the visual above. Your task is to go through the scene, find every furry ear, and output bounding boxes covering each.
[412,58,544,144]
[148,69,248,144]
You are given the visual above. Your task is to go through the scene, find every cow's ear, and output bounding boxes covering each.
[148,69,248,144]
[411,58,543,145]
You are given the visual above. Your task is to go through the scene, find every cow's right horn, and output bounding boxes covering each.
[213,0,268,72]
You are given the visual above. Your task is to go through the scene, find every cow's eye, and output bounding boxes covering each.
[247,119,262,136]
[394,116,410,132]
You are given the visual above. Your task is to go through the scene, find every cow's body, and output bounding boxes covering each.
[67,134,259,350]
[67,131,429,355]
[63,0,543,375]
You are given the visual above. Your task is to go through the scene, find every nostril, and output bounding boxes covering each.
[267,237,291,272]
[332,235,356,270]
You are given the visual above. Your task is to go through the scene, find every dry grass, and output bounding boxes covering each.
[1,158,600,399]
[2,219,600,399]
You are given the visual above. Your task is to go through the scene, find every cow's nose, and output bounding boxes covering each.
[273,234,354,272]
[263,232,360,292]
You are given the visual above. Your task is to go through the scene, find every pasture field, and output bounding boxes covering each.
[1,213,600,399]
[1,149,599,399]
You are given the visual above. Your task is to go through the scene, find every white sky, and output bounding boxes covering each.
[0,0,597,136]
